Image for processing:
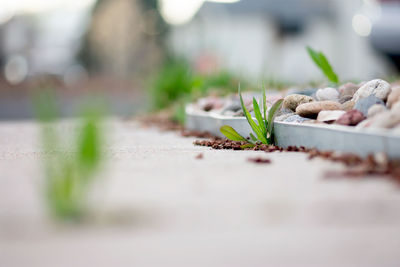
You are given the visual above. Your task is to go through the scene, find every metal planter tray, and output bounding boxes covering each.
[185,105,400,158]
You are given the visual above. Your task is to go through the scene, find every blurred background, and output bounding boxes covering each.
[0,0,399,119]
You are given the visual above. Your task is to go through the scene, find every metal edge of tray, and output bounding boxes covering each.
[185,105,400,158]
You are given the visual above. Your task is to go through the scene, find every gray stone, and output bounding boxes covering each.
[275,113,295,122]
[276,108,294,117]
[282,94,314,111]
[352,79,391,102]
[354,95,384,116]
[283,114,311,123]
[315,87,339,101]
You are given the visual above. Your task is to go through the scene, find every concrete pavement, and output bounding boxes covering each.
[1,119,400,267]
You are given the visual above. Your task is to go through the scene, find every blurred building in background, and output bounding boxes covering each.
[0,1,93,86]
[167,0,400,82]
[0,0,399,118]
[1,0,400,86]
[0,0,164,119]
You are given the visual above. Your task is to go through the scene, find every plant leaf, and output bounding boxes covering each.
[249,133,257,142]
[239,86,268,144]
[306,46,339,84]
[78,116,101,172]
[220,125,248,142]
[241,143,255,149]
[262,85,267,129]
[253,98,266,136]
[267,99,283,141]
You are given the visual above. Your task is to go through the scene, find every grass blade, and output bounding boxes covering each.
[262,85,268,129]
[220,125,248,142]
[78,116,101,172]
[253,98,266,136]
[249,133,257,142]
[306,46,339,84]
[267,99,283,140]
[239,86,268,144]
[318,53,339,84]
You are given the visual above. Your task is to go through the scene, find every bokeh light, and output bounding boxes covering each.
[352,13,372,37]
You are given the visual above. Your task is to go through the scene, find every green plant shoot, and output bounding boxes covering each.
[220,85,283,148]
[306,46,339,84]
[35,91,103,221]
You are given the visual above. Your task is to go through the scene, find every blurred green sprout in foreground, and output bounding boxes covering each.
[34,91,104,221]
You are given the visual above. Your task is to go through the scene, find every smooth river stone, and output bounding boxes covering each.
[387,85,400,109]
[295,101,342,118]
[352,79,391,102]
[317,110,346,123]
[315,87,339,101]
[357,110,400,129]
[367,104,387,118]
[336,110,365,126]
[341,100,355,111]
[282,94,314,111]
[338,82,360,98]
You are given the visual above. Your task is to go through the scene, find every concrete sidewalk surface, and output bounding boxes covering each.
[1,119,400,267]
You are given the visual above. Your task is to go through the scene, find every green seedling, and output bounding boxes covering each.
[220,85,283,148]
[35,91,103,221]
[147,55,245,124]
[306,46,339,84]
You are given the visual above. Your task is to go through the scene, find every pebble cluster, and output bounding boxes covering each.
[279,79,400,131]
[194,79,400,132]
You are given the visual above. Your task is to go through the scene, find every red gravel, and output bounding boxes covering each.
[336,110,365,126]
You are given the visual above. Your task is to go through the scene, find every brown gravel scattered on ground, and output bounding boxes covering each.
[247,157,272,164]
[194,139,306,153]
[193,138,400,183]
[138,114,400,183]
[195,153,204,159]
